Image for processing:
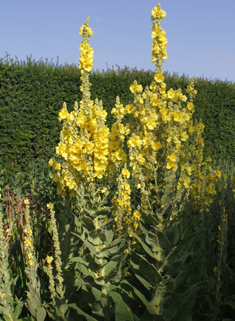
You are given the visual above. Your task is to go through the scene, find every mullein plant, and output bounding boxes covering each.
[44,202,70,319]
[23,199,47,320]
[0,209,24,321]
[47,3,229,320]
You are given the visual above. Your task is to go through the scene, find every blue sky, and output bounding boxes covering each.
[1,0,235,83]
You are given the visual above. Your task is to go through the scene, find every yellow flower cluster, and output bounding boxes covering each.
[46,255,53,264]
[109,97,127,168]
[50,99,111,195]
[50,20,132,196]
[23,206,36,269]
[49,4,226,239]
[79,18,94,72]
[151,4,167,65]
[111,167,141,236]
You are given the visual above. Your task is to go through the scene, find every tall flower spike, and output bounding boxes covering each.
[151,3,167,82]
[47,202,64,298]
[79,17,94,116]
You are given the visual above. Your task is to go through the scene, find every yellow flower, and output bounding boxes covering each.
[124,249,129,254]
[101,187,107,193]
[186,166,192,176]
[187,102,194,111]
[133,210,141,220]
[154,74,164,83]
[24,199,30,205]
[24,239,32,248]
[58,109,69,121]
[67,180,76,190]
[150,141,162,151]
[173,111,184,123]
[28,253,33,260]
[54,162,61,171]
[29,260,34,266]
[151,6,166,20]
[167,89,175,99]
[130,84,143,93]
[168,153,177,162]
[215,170,221,178]
[183,178,190,189]
[47,203,53,210]
[46,256,53,264]
[122,168,130,178]
[181,132,189,141]
[146,119,157,130]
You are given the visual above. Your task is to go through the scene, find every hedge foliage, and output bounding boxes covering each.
[0,55,234,178]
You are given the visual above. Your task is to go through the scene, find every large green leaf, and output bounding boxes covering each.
[68,303,98,321]
[150,276,174,313]
[91,301,104,317]
[165,225,179,246]
[96,239,123,259]
[146,228,171,251]
[71,232,97,254]
[132,233,157,259]
[109,290,135,321]
[36,307,47,321]
[88,230,106,245]
[140,310,165,321]
[138,254,162,285]
[158,246,182,274]
[163,283,200,321]
[12,302,24,320]
[104,228,113,244]
[135,273,154,291]
[121,280,160,316]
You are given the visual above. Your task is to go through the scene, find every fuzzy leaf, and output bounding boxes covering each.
[88,230,106,245]
[94,206,113,216]
[68,303,98,321]
[109,290,135,321]
[104,228,113,245]
[96,239,123,258]
[121,280,159,316]
[164,283,200,321]
[75,280,102,303]
[138,255,162,285]
[59,304,69,315]
[221,300,235,311]
[71,232,97,254]
[158,246,182,274]
[150,276,174,310]
[132,233,157,259]
[165,224,179,246]
[91,301,104,317]
[71,256,89,266]
[146,228,171,251]
[3,314,12,321]
[99,257,119,277]
[140,310,165,321]
[36,307,47,321]
[12,301,24,320]
[135,273,154,291]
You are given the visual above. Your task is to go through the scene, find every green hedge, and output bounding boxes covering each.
[0,55,234,178]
